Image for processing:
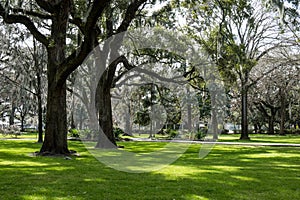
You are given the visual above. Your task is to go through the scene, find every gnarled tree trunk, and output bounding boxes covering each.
[95,70,117,148]
[39,1,70,155]
[40,84,69,154]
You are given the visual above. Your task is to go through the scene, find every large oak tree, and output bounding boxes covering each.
[0,0,148,155]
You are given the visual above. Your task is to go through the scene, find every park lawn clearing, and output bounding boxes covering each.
[0,139,299,200]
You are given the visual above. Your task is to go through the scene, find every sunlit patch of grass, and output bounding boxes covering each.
[231,175,259,182]
[183,194,209,200]
[244,151,299,159]
[0,131,38,140]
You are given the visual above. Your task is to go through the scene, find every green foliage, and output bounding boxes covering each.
[197,90,211,120]
[70,128,126,141]
[264,0,300,28]
[284,129,300,135]
[134,109,151,126]
[132,84,181,127]
[165,128,178,138]
[69,129,80,138]
[113,127,125,139]
[183,0,264,87]
[158,86,181,124]
[194,128,208,140]
[143,1,179,29]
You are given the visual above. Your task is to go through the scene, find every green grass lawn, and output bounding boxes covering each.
[0,131,39,139]
[218,134,300,144]
[3,131,300,144]
[0,138,299,200]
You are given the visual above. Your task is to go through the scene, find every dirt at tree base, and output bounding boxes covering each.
[32,150,80,158]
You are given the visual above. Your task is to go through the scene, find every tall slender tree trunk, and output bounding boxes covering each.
[20,113,25,132]
[254,124,258,134]
[210,91,218,140]
[268,107,278,135]
[240,80,250,140]
[94,37,123,148]
[37,90,43,143]
[268,114,275,135]
[124,104,132,135]
[87,76,99,140]
[95,73,117,148]
[187,101,192,132]
[35,39,44,143]
[9,101,16,126]
[279,88,286,135]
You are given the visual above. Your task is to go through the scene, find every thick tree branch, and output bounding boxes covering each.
[69,0,85,33]
[56,39,93,86]
[115,66,186,89]
[111,55,136,86]
[35,0,55,13]
[55,0,113,85]
[84,0,111,34]
[0,72,37,96]
[0,4,49,46]
[57,0,147,86]
[116,0,147,34]
[11,8,52,19]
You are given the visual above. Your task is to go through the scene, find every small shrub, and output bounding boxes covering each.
[69,129,80,138]
[194,129,207,140]
[113,127,124,139]
[166,129,178,139]
[284,129,300,135]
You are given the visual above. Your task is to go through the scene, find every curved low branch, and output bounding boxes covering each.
[0,4,49,46]
[111,55,136,86]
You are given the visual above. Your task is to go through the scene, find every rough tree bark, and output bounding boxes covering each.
[95,73,117,148]
[95,52,119,148]
[40,84,69,154]
[39,1,70,155]
[268,106,280,135]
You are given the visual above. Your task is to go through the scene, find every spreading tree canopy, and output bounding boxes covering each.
[0,0,151,155]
